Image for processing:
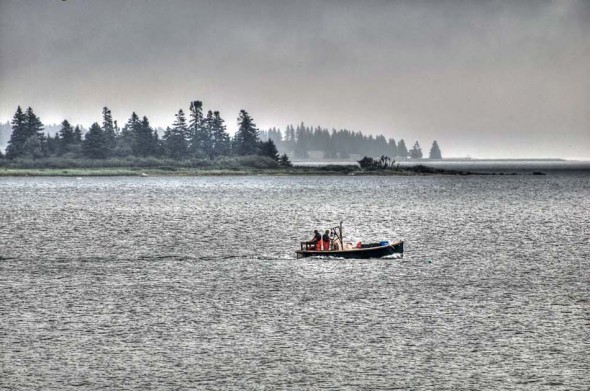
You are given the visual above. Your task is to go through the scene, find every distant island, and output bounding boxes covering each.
[0,100,444,175]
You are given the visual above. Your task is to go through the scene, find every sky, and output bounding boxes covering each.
[1,0,589,159]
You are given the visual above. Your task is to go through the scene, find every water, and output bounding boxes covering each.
[1,173,589,389]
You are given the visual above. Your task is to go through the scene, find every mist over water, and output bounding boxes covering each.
[1,173,589,389]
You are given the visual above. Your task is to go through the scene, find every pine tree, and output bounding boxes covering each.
[5,106,26,158]
[102,107,117,154]
[6,106,45,159]
[233,110,260,156]
[116,112,139,156]
[293,122,310,158]
[429,140,442,159]
[388,138,398,158]
[44,133,60,156]
[409,141,423,159]
[188,100,208,158]
[397,139,408,159]
[74,125,83,144]
[279,153,292,167]
[23,107,45,158]
[82,122,108,159]
[164,109,189,159]
[211,111,231,157]
[259,139,279,161]
[133,116,157,157]
[22,134,44,158]
[58,120,76,155]
[203,110,215,157]
[153,130,165,157]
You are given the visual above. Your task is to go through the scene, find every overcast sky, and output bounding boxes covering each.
[1,0,589,158]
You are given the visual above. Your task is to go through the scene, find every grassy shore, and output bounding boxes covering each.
[0,164,479,177]
[0,156,493,176]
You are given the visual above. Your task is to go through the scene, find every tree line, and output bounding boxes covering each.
[0,101,443,162]
[262,125,442,159]
[1,102,292,166]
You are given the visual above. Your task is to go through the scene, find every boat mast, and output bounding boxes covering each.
[339,221,344,249]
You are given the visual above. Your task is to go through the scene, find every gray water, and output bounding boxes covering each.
[1,174,589,390]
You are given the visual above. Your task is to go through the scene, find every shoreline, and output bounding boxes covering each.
[0,165,540,177]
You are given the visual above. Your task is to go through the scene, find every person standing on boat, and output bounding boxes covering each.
[310,230,322,250]
[322,230,331,251]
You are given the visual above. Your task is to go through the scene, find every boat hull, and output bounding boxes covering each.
[296,241,403,259]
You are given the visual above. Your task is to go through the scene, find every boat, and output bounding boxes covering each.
[296,222,404,259]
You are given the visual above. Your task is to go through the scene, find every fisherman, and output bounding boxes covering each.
[310,230,322,250]
[322,230,331,251]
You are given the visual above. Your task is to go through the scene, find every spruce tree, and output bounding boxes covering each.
[409,141,423,159]
[23,107,45,158]
[102,107,117,154]
[188,100,208,158]
[279,153,292,167]
[388,138,398,158]
[164,109,189,159]
[82,122,108,159]
[5,106,27,158]
[211,111,231,157]
[133,116,157,157]
[233,110,260,156]
[6,106,45,159]
[116,112,139,156]
[293,122,309,158]
[44,133,60,156]
[397,139,408,159]
[203,110,215,157]
[74,125,83,143]
[259,139,279,161]
[429,140,442,159]
[59,120,75,155]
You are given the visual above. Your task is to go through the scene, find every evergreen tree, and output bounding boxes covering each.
[153,131,165,157]
[233,110,259,155]
[259,139,279,161]
[388,138,398,158]
[59,120,76,155]
[74,125,83,143]
[82,122,108,159]
[409,141,423,159]
[188,100,208,158]
[22,107,45,158]
[397,139,408,159]
[133,116,157,157]
[429,140,442,159]
[279,153,292,167]
[24,107,44,138]
[5,106,26,159]
[203,110,215,157]
[210,111,231,157]
[22,134,44,158]
[45,133,61,156]
[294,122,310,158]
[102,107,117,154]
[6,106,44,159]
[284,125,296,152]
[116,112,139,156]
[164,109,189,159]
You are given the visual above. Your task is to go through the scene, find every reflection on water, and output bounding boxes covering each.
[1,175,589,389]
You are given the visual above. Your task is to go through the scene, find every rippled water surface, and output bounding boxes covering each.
[1,174,589,390]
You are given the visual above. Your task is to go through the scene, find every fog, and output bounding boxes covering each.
[1,0,589,158]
